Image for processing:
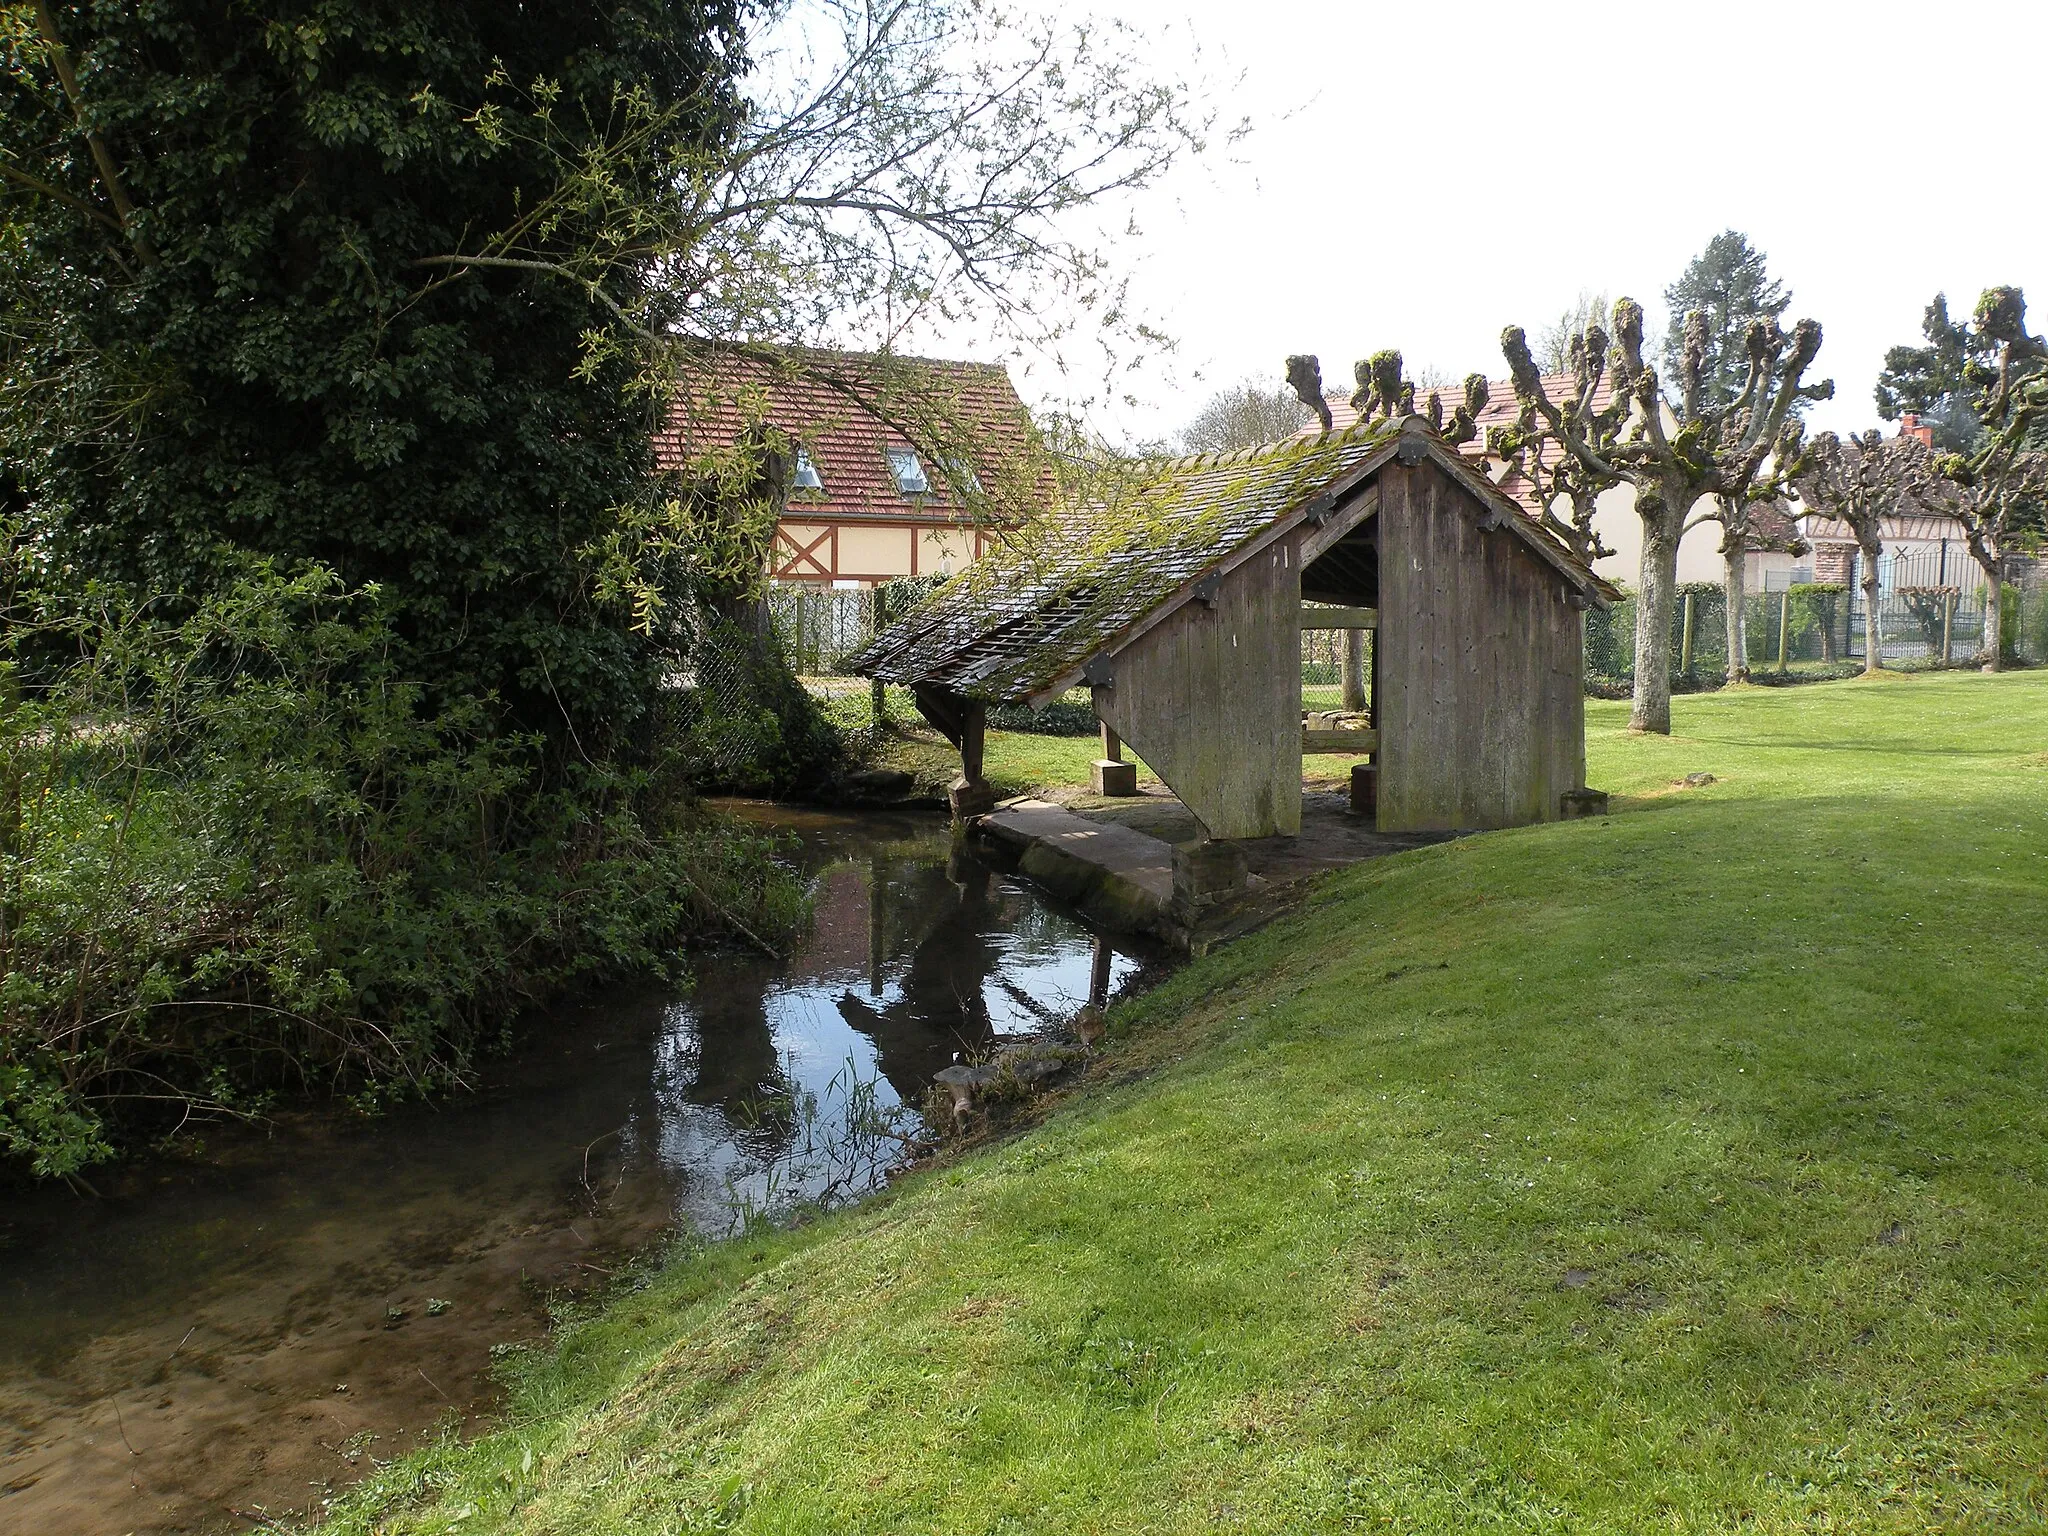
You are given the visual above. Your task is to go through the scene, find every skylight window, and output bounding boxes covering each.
[943,455,982,494]
[792,447,824,492]
[885,445,930,495]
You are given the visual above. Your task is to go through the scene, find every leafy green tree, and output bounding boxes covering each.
[1,1,753,747]
[1660,231,1791,409]
[1875,293,1996,452]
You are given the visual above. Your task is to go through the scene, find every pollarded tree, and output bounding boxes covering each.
[1967,287,2048,463]
[1536,290,1612,376]
[1920,450,2048,669]
[1485,328,1619,567]
[1500,299,1831,731]
[1921,287,2048,670]
[1793,431,1936,675]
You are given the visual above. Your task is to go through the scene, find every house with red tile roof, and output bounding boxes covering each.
[655,347,1044,586]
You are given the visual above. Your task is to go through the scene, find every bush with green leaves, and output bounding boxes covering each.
[0,558,805,1181]
[1,0,748,749]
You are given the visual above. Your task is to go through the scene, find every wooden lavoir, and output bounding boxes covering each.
[855,413,1614,839]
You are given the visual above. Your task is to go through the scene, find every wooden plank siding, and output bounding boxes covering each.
[1094,535,1304,839]
[1375,461,1586,832]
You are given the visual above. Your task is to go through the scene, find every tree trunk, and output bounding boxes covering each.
[1630,511,1681,734]
[1723,537,1749,684]
[1340,629,1366,711]
[1981,560,2004,672]
[1860,563,1883,674]
[1859,536,1884,675]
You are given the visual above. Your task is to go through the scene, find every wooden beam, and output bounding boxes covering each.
[1302,728,1379,755]
[1298,484,1380,564]
[1299,605,1378,629]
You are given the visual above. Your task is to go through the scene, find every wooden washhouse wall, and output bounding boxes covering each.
[1090,536,1303,839]
[1373,459,1587,832]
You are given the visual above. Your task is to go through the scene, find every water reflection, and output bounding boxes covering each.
[647,807,1154,1229]
[0,806,1164,1536]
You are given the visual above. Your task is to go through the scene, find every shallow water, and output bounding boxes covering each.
[0,806,1163,1535]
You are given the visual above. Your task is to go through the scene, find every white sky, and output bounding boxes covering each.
[1003,0,2048,448]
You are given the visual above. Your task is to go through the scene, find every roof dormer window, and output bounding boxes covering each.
[792,447,824,492]
[943,455,982,495]
[885,445,930,495]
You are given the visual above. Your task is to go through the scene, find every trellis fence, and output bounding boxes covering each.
[768,585,880,676]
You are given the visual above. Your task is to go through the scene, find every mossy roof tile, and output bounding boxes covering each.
[854,416,1611,705]
[852,422,1405,702]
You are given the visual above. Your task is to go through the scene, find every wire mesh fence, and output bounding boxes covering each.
[1301,627,1344,685]
[751,563,2046,763]
[1586,558,2047,683]
[667,600,847,789]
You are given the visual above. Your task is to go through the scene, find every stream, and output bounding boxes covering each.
[0,806,1165,1535]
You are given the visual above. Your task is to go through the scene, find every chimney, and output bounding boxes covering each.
[1900,412,1934,448]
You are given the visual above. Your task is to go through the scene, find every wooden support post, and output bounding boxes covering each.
[1341,628,1366,712]
[1091,719,1136,796]
[1941,590,1955,666]
[1349,761,1377,817]
[949,699,996,818]
[959,699,986,781]
[1680,592,1697,674]
[916,683,996,819]
[1777,589,1791,673]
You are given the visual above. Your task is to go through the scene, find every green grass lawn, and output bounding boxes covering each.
[329,672,2048,1534]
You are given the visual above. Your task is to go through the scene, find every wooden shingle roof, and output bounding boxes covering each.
[854,416,1611,706]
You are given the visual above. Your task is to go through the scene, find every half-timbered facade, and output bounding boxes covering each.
[655,348,1040,586]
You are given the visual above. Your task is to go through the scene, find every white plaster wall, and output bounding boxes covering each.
[1585,486,1792,592]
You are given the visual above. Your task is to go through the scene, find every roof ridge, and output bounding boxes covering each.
[676,338,1014,375]
[1153,417,1397,474]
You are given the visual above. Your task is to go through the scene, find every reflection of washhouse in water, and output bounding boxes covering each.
[834,848,1135,1085]
[640,841,1142,1230]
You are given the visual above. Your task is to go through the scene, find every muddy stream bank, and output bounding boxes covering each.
[0,806,1165,1535]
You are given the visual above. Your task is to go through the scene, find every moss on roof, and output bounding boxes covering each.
[852,420,1404,703]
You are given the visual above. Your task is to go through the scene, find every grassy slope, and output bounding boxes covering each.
[331,673,2048,1534]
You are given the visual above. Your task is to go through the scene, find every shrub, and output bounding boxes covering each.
[0,559,806,1180]
[988,690,1097,736]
